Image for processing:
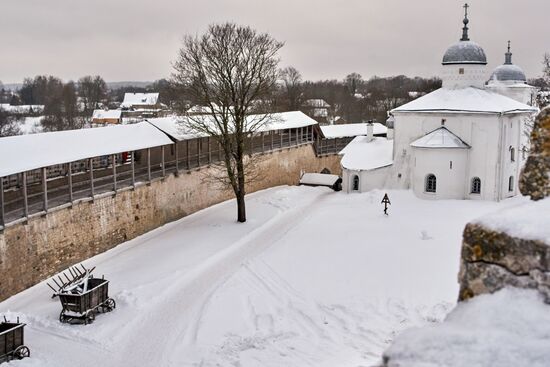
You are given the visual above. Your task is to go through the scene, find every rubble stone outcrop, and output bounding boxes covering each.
[520,106,550,200]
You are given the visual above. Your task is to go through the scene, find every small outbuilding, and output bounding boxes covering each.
[299,173,342,191]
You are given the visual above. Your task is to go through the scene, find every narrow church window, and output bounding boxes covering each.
[352,175,359,191]
[459,68,465,75]
[510,147,515,162]
[449,161,453,169]
[441,119,446,126]
[425,174,436,193]
[471,177,481,194]
[509,176,514,192]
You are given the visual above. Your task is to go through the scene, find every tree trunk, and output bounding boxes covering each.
[236,189,246,223]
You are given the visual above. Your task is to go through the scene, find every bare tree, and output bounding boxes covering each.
[78,75,108,114]
[173,23,283,222]
[543,53,550,86]
[345,72,363,96]
[0,107,20,137]
[280,66,302,110]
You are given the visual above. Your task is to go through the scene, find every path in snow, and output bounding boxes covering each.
[1,186,525,367]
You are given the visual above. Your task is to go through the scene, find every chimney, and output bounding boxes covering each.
[366,120,374,142]
[386,114,395,140]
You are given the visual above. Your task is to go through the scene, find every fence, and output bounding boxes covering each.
[0,126,319,228]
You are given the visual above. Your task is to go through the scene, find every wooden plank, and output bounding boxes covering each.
[261,132,265,153]
[186,140,190,170]
[197,138,201,167]
[89,158,95,197]
[42,167,48,212]
[208,137,212,164]
[68,163,73,203]
[131,151,136,188]
[0,177,4,227]
[112,154,117,192]
[175,142,179,173]
[147,148,151,183]
[161,146,166,177]
[22,172,28,219]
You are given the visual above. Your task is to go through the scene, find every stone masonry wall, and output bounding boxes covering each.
[0,145,341,301]
[458,223,550,302]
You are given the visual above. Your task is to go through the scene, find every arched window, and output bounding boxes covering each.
[509,176,514,192]
[471,177,481,194]
[425,174,437,193]
[510,147,516,162]
[352,175,359,191]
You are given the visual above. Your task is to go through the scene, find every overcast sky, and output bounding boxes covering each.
[1,0,548,84]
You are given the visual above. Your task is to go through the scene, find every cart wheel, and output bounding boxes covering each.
[104,298,116,311]
[59,311,67,323]
[14,345,30,359]
[84,310,95,325]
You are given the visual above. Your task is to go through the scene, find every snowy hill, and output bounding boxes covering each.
[0,187,525,366]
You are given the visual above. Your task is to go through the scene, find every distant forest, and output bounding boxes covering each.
[0,52,549,137]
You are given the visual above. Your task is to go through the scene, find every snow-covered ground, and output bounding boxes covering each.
[0,186,526,367]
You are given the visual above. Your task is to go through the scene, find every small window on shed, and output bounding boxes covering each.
[471,177,481,194]
[352,175,359,191]
[425,174,437,193]
[459,68,465,75]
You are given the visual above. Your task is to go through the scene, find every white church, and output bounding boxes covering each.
[341,4,538,201]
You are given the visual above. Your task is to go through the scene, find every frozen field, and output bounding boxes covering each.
[1,186,525,367]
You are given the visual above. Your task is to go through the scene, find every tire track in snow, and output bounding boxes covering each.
[104,189,334,366]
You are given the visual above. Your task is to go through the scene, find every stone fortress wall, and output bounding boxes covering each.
[0,144,341,302]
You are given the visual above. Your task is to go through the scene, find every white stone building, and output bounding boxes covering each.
[341,5,538,200]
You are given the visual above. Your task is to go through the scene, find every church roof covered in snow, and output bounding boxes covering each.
[339,137,393,171]
[0,122,173,177]
[410,127,470,149]
[320,122,387,138]
[147,111,318,141]
[391,87,538,115]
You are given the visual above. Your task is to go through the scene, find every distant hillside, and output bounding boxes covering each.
[106,81,153,90]
[2,81,153,91]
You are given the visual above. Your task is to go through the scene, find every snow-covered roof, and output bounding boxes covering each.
[122,93,159,108]
[299,173,340,186]
[0,122,173,177]
[410,127,470,149]
[147,111,318,141]
[303,99,331,108]
[339,137,393,171]
[320,123,387,138]
[392,87,538,115]
[92,109,122,120]
[0,104,44,114]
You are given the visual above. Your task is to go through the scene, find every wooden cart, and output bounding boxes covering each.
[0,318,30,363]
[58,278,116,325]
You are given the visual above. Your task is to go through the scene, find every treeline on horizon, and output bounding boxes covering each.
[1,56,549,137]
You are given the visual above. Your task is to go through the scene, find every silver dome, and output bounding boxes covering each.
[490,64,527,82]
[442,41,487,65]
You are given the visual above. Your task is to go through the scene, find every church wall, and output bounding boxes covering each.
[441,64,488,89]
[411,148,468,199]
[0,144,342,302]
[392,113,503,200]
[342,166,391,193]
[498,114,524,200]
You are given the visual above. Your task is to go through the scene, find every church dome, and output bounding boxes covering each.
[490,64,526,82]
[442,41,487,65]
[442,4,487,66]
[490,42,527,82]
